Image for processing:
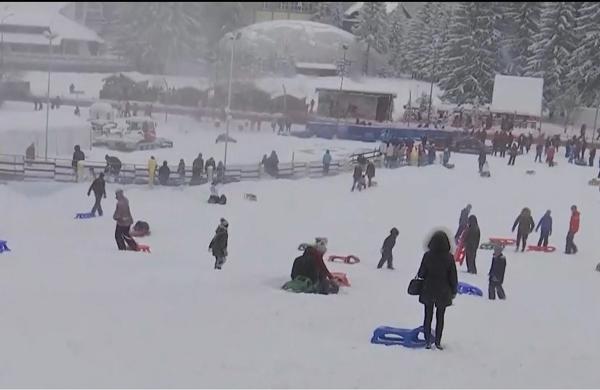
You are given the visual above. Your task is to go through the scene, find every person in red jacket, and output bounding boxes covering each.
[565,205,580,254]
[306,237,338,294]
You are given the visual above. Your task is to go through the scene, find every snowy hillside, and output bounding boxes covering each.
[1,151,600,387]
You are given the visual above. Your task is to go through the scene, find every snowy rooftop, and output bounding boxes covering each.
[491,75,543,118]
[295,62,337,71]
[1,2,103,43]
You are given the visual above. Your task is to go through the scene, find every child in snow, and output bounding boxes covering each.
[377,228,399,270]
[209,218,229,269]
[488,245,506,300]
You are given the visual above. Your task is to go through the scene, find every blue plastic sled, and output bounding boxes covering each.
[75,212,96,219]
[371,326,434,348]
[457,281,483,296]
[0,240,10,253]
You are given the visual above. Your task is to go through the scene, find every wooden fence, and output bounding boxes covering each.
[0,154,353,185]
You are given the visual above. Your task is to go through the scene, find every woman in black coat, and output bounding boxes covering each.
[417,230,458,350]
[464,215,481,274]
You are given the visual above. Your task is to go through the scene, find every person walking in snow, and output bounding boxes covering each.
[464,215,481,274]
[366,160,375,187]
[454,204,472,244]
[589,147,596,167]
[147,156,157,187]
[535,210,552,248]
[512,207,535,252]
[351,164,363,192]
[478,149,487,172]
[113,189,137,251]
[158,161,171,185]
[417,230,458,350]
[322,150,332,175]
[565,205,580,255]
[87,172,106,217]
[377,228,399,270]
[192,153,204,180]
[488,245,507,300]
[507,143,518,166]
[209,218,229,270]
[546,145,555,167]
[177,159,186,182]
[535,141,544,163]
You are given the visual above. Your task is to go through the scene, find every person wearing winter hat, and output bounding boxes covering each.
[309,237,338,294]
[113,189,137,251]
[488,245,507,300]
[377,228,399,270]
[209,218,229,269]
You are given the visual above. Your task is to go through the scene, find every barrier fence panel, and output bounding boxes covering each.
[54,160,76,182]
[241,165,261,180]
[0,155,24,180]
[24,160,55,181]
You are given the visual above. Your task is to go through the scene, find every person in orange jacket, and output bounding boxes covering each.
[565,205,580,254]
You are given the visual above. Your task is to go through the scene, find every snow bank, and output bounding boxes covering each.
[1,151,599,387]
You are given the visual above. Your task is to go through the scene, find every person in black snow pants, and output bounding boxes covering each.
[478,149,486,173]
[87,172,106,216]
[209,218,229,270]
[366,160,375,187]
[351,164,363,192]
[454,204,472,244]
[488,245,507,300]
[512,207,535,252]
[377,227,399,269]
[535,210,552,247]
[535,141,543,163]
[464,215,480,274]
[507,144,518,165]
[417,230,458,350]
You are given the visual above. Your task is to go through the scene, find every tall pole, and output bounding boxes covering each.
[163,78,168,123]
[427,37,439,125]
[224,34,236,169]
[44,32,54,160]
[336,44,348,133]
[593,98,599,135]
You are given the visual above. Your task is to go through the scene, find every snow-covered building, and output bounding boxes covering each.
[0,2,104,57]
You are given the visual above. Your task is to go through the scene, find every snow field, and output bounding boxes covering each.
[1,150,600,387]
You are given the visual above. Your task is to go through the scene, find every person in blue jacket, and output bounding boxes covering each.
[535,210,552,247]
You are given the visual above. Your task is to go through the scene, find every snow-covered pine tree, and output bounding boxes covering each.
[497,2,542,75]
[112,3,204,74]
[526,2,579,111]
[388,6,407,76]
[568,2,600,105]
[312,2,345,28]
[437,2,499,105]
[404,2,451,80]
[352,2,390,75]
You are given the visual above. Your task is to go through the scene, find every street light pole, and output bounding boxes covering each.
[224,32,241,170]
[163,78,168,123]
[427,37,439,126]
[44,29,57,160]
[336,44,349,133]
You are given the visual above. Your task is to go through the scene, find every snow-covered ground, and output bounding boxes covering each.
[2,149,600,387]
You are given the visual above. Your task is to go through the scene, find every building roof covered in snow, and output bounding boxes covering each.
[316,87,397,98]
[0,2,103,44]
[344,2,400,16]
[491,75,544,118]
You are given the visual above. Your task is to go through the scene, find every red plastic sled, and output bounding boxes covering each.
[489,237,517,246]
[454,231,466,265]
[327,255,360,264]
[526,245,556,253]
[136,244,151,253]
[331,272,351,287]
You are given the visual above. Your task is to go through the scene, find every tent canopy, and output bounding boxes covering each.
[491,75,543,118]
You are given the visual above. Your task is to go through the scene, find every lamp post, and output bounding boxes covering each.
[0,10,14,80]
[427,36,440,125]
[336,43,349,133]
[223,31,241,170]
[163,77,168,122]
[44,29,58,160]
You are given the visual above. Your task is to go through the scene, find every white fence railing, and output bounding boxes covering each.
[0,153,358,185]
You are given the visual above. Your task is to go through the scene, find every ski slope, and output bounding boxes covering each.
[1,150,599,387]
